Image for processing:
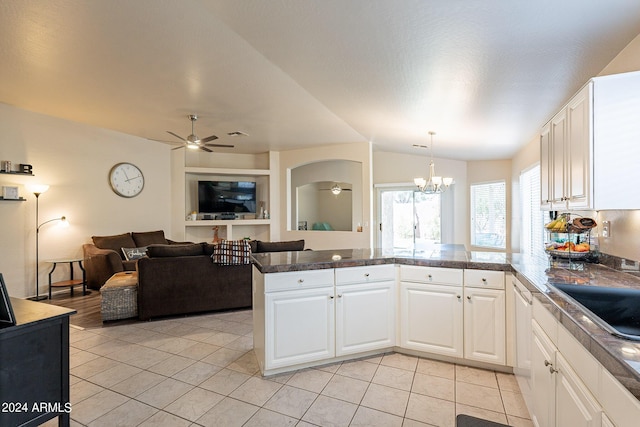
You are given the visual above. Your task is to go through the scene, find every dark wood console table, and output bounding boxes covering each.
[0,298,75,427]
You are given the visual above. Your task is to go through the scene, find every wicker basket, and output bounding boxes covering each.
[100,272,138,321]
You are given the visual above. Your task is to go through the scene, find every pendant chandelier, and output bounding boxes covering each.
[414,131,453,193]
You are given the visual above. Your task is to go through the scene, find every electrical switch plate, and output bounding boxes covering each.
[602,221,611,238]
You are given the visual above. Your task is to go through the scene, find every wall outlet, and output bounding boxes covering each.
[602,221,611,238]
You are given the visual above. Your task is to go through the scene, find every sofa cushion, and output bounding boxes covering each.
[202,243,215,256]
[121,246,148,261]
[256,239,305,253]
[92,233,136,259]
[132,230,168,247]
[248,240,258,253]
[212,240,252,265]
[147,243,204,258]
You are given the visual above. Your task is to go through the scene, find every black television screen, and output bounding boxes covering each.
[198,181,257,214]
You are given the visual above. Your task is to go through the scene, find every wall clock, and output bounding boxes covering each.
[109,162,144,198]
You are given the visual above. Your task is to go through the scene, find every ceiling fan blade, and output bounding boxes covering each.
[200,134,219,143]
[199,146,213,153]
[167,131,187,142]
[204,143,235,148]
[171,146,184,151]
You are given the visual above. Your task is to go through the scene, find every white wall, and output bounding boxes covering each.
[372,151,468,246]
[278,142,371,250]
[0,103,172,298]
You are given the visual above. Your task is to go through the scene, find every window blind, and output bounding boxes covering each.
[470,181,506,249]
[520,165,545,257]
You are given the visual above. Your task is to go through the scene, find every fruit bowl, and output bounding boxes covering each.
[545,248,590,259]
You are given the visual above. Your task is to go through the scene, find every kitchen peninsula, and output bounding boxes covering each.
[252,246,640,427]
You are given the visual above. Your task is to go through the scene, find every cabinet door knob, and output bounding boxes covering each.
[549,366,558,374]
[427,274,433,280]
[329,295,335,300]
[544,360,551,367]
[297,279,304,284]
[457,295,461,300]
[467,296,472,301]
[481,278,487,283]
[364,273,370,277]
[337,294,343,298]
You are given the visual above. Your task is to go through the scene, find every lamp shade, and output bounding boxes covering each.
[26,184,50,195]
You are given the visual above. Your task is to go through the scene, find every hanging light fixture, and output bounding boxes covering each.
[414,131,453,193]
[331,184,342,195]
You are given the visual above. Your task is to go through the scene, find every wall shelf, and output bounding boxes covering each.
[0,171,33,176]
[185,219,271,227]
[0,197,27,201]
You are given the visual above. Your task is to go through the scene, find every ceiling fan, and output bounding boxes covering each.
[167,114,234,152]
[319,183,352,195]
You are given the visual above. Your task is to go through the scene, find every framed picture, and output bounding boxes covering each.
[0,273,16,329]
[2,186,19,200]
[298,221,308,230]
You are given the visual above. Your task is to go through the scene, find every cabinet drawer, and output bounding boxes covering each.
[464,269,505,290]
[335,265,395,285]
[264,269,334,292]
[400,266,463,286]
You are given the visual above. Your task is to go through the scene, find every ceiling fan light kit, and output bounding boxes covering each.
[167,114,235,153]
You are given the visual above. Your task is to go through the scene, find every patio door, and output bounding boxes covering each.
[377,188,442,250]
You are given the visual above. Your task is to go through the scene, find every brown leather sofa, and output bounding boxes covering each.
[82,230,186,290]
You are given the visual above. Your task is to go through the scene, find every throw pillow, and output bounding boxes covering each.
[132,230,168,247]
[92,233,136,260]
[121,246,148,261]
[147,243,204,258]
[212,240,251,265]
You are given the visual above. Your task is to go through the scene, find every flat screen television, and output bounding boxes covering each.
[198,181,257,214]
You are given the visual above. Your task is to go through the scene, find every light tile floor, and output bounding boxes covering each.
[41,309,533,427]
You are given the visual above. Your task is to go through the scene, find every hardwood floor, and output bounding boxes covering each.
[44,288,137,329]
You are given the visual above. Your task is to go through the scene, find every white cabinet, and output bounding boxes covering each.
[531,320,602,427]
[400,281,463,357]
[555,353,601,427]
[335,265,396,356]
[265,287,335,369]
[513,278,533,415]
[255,265,395,374]
[463,287,505,365]
[463,269,506,365]
[399,266,505,365]
[543,84,592,211]
[541,71,640,210]
[532,321,557,427]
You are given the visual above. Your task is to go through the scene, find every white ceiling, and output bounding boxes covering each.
[1,0,640,160]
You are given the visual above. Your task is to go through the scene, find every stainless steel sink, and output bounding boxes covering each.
[552,283,640,341]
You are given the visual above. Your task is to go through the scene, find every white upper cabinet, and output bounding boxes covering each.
[541,71,640,210]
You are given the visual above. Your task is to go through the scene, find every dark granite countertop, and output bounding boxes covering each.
[252,246,640,400]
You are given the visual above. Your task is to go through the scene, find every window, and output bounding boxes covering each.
[520,165,545,257]
[471,181,506,249]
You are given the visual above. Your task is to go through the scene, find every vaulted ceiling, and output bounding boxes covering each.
[2,1,640,160]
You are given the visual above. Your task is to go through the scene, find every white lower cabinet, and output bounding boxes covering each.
[400,282,463,357]
[399,266,506,365]
[531,320,602,427]
[256,265,395,373]
[335,280,395,356]
[463,287,506,364]
[265,287,335,369]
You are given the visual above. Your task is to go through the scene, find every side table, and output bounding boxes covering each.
[45,258,89,299]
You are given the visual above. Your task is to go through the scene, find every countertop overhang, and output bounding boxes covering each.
[252,246,640,399]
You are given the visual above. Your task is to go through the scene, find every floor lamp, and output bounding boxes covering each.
[27,184,68,301]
